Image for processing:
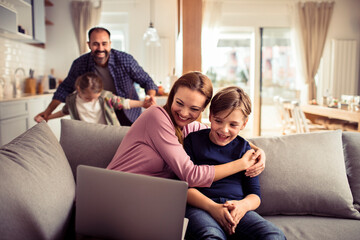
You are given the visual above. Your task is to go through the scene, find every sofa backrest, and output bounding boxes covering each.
[59,119,360,220]
[249,130,360,219]
[0,121,75,240]
[60,119,130,180]
[342,132,360,211]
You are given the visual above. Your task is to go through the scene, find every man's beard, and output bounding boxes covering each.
[92,50,110,65]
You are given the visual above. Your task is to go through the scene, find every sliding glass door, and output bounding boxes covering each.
[201,31,254,137]
[260,28,298,136]
[201,27,298,137]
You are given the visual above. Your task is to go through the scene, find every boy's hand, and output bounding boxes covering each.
[245,148,266,177]
[223,200,247,234]
[208,203,236,236]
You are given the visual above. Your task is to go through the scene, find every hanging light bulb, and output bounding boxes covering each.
[143,22,161,46]
[143,0,161,47]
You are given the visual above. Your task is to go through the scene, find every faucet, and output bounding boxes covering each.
[0,77,4,98]
[15,67,26,76]
[14,67,26,96]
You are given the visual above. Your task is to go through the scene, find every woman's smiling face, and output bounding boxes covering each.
[171,86,206,129]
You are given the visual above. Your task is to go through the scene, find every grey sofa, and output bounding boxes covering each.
[0,119,359,240]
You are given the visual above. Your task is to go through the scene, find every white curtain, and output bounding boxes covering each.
[290,2,308,104]
[71,0,102,55]
[296,1,334,102]
[201,0,223,73]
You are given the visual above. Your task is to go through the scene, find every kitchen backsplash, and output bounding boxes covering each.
[0,36,46,89]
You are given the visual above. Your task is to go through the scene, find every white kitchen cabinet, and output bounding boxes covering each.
[32,0,46,43]
[0,115,28,146]
[0,94,66,146]
[0,0,46,44]
[0,100,28,146]
[27,97,47,129]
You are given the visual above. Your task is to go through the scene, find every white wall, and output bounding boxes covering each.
[320,0,360,97]
[44,0,80,80]
[0,36,46,93]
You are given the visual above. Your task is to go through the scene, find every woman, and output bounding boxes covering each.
[107,71,265,187]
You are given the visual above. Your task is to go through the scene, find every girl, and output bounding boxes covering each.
[107,71,265,186]
[34,72,154,125]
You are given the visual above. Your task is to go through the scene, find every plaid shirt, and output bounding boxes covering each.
[53,49,158,122]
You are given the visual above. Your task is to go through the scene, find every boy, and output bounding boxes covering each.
[184,86,286,240]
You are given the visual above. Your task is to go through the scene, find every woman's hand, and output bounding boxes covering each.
[208,203,236,235]
[245,148,266,177]
[241,149,257,170]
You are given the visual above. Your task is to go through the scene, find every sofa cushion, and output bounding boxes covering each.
[60,119,130,180]
[342,132,360,211]
[249,130,360,219]
[0,121,75,240]
[264,215,360,240]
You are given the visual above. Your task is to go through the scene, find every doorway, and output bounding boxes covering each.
[260,28,298,136]
[201,31,254,137]
[202,27,298,137]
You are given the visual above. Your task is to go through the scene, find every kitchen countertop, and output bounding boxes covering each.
[0,93,54,103]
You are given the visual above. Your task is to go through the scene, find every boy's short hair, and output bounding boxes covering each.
[210,86,251,119]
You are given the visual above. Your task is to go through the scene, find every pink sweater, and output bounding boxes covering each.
[107,106,214,187]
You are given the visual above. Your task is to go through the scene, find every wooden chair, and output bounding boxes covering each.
[273,96,297,135]
[286,101,327,133]
[275,96,327,134]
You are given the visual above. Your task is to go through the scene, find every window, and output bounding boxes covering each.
[260,28,299,136]
[99,12,128,52]
[202,32,253,136]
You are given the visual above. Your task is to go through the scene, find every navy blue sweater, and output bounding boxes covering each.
[183,129,261,200]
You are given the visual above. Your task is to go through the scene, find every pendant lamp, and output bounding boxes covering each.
[143,0,161,46]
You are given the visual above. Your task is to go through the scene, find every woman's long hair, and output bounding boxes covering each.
[163,71,213,144]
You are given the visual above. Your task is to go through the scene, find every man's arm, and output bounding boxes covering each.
[146,89,156,97]
[35,56,86,122]
[125,53,158,94]
[34,99,61,122]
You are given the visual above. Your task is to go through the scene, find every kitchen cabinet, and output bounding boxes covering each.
[32,0,46,43]
[0,94,66,146]
[0,0,46,44]
[0,100,28,146]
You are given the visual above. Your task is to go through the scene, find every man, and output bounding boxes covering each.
[36,27,158,126]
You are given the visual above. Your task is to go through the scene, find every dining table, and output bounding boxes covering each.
[301,104,360,132]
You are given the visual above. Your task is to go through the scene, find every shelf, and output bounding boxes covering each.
[12,0,32,10]
[45,0,53,7]
[45,19,53,25]
[45,0,53,27]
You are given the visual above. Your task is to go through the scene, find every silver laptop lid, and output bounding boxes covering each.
[76,165,188,240]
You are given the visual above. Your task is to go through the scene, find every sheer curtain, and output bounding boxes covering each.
[296,1,334,101]
[71,0,102,55]
[201,0,223,73]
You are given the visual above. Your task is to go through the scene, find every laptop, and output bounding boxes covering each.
[76,165,189,240]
